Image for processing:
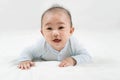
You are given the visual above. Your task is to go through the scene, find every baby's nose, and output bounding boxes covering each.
[52,30,59,37]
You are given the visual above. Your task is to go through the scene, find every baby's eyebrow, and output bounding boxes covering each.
[57,22,65,25]
[45,23,51,26]
[45,22,65,26]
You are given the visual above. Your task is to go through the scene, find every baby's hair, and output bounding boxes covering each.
[41,4,73,28]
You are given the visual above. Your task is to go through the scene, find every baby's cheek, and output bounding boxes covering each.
[45,33,51,38]
[61,32,69,37]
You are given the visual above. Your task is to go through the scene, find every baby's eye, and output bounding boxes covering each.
[59,26,64,29]
[47,27,52,30]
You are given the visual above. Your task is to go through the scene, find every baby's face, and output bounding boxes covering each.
[41,11,74,51]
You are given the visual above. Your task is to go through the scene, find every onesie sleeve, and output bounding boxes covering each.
[18,37,45,62]
[70,36,92,65]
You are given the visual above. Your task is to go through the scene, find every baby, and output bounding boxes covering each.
[18,5,92,70]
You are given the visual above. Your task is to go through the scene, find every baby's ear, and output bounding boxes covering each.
[70,27,74,34]
[40,30,43,35]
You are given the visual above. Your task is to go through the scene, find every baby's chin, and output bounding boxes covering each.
[52,44,65,51]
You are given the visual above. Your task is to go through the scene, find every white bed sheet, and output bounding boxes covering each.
[0,29,120,80]
[0,56,120,80]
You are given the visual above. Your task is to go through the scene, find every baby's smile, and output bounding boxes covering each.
[53,39,61,43]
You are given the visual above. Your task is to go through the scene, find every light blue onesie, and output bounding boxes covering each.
[18,36,92,65]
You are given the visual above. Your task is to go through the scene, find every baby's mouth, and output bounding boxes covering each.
[53,39,61,43]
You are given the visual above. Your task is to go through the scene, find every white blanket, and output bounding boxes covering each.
[0,56,120,80]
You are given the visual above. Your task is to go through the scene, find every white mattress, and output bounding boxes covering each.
[0,29,120,80]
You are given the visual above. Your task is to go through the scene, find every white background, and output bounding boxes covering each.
[0,0,120,80]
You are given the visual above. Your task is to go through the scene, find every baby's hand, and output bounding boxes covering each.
[59,57,76,67]
[18,60,35,70]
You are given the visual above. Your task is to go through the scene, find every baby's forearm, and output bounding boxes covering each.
[72,54,92,65]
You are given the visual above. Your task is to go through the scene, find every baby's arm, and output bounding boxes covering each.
[18,40,44,70]
[59,49,91,67]
[18,47,35,70]
[18,47,41,70]
[18,60,35,70]
[71,46,92,65]
[60,37,92,66]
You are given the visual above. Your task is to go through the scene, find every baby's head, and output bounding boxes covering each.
[41,5,74,51]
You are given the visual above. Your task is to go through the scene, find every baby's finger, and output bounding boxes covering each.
[26,63,31,69]
[59,61,66,67]
[30,62,35,66]
[58,62,64,67]
[23,64,29,70]
[19,64,24,70]
[63,62,71,67]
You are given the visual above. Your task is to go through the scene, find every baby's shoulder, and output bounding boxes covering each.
[27,36,46,50]
[35,37,46,47]
[70,36,80,44]
[69,36,83,48]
